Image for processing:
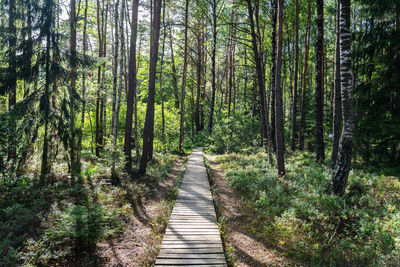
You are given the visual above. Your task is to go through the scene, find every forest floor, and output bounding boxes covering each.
[97,156,187,266]
[204,150,400,266]
[205,155,292,266]
[0,153,188,266]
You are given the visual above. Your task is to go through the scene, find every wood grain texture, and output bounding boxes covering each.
[155,149,227,266]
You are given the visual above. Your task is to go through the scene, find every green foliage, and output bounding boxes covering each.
[215,150,400,265]
[208,112,260,153]
[0,152,180,265]
[353,0,400,165]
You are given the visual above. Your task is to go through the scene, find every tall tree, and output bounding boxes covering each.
[95,0,104,157]
[40,0,57,181]
[77,0,89,169]
[168,23,180,109]
[299,0,311,150]
[291,0,299,151]
[159,0,166,146]
[270,0,277,151]
[111,0,122,183]
[246,0,268,146]
[331,0,341,166]
[178,0,189,154]
[330,0,355,196]
[207,0,217,134]
[195,19,203,132]
[275,0,285,176]
[69,0,78,180]
[139,0,162,172]
[124,0,139,169]
[7,0,17,161]
[315,0,325,162]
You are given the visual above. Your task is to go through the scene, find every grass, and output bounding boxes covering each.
[211,148,400,266]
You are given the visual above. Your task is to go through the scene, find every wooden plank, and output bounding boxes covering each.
[163,235,221,241]
[161,244,223,248]
[167,227,219,230]
[155,258,226,265]
[155,149,227,266]
[159,247,224,254]
[157,253,225,259]
[166,231,220,234]
[155,265,227,267]
[161,243,223,249]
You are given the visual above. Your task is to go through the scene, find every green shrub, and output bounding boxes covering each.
[215,150,400,265]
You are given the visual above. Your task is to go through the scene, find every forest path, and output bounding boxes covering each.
[155,148,227,266]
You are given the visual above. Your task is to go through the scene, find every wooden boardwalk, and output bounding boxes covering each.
[155,149,227,266]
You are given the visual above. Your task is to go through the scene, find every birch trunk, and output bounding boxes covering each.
[330,0,355,196]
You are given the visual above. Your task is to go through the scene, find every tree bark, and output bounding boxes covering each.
[124,0,139,169]
[246,0,268,145]
[331,0,342,166]
[330,0,355,196]
[169,24,180,109]
[299,0,311,150]
[111,0,123,183]
[291,0,299,151]
[178,0,189,154]
[275,0,285,176]
[207,0,217,134]
[160,0,166,147]
[270,0,277,152]
[139,0,162,172]
[315,0,325,162]
[195,21,202,132]
[69,0,78,180]
[77,0,89,170]
[7,0,17,161]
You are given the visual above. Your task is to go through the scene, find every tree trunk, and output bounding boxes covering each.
[77,0,89,170]
[123,0,139,169]
[207,0,217,134]
[134,37,142,159]
[169,24,180,109]
[69,0,78,180]
[139,0,162,172]
[331,0,342,166]
[195,21,202,132]
[291,0,299,151]
[270,0,277,152]
[111,0,122,183]
[178,0,189,154]
[7,0,17,161]
[315,0,325,162]
[275,0,285,176]
[160,0,166,147]
[40,3,53,182]
[246,0,268,145]
[299,0,311,150]
[330,0,355,196]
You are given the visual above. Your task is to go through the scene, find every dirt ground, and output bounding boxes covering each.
[206,155,291,267]
[97,157,186,267]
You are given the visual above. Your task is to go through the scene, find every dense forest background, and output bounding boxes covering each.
[0,0,399,265]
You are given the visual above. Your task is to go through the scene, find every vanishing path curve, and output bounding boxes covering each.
[155,148,227,266]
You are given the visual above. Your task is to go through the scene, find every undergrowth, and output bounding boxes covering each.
[0,152,179,266]
[213,149,400,266]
